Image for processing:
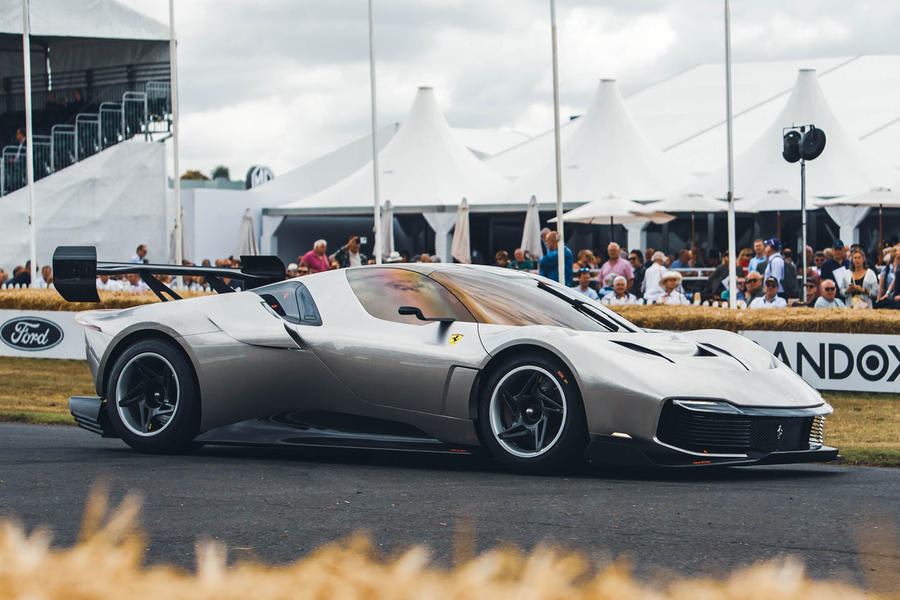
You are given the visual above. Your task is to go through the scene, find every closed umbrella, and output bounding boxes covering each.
[236,209,259,256]
[379,200,395,259]
[521,195,543,260]
[451,198,471,264]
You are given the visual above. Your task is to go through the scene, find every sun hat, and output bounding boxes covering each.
[385,251,404,263]
[660,270,682,284]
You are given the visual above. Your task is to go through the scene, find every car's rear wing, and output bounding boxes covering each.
[52,246,286,303]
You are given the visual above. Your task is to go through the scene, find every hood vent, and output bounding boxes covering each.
[611,340,674,363]
[697,342,749,371]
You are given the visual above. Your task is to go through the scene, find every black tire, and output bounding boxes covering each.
[105,338,200,453]
[477,353,587,473]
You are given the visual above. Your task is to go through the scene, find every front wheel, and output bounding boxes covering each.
[105,338,200,453]
[477,355,587,473]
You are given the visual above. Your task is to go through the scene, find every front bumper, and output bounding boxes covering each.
[587,398,840,467]
[586,434,840,467]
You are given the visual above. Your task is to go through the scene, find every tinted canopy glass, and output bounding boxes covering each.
[346,268,475,325]
[429,268,637,332]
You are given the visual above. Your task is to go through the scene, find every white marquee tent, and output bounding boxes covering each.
[504,79,692,207]
[681,69,894,205]
[270,86,509,215]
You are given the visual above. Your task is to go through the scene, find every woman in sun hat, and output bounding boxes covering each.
[645,270,690,305]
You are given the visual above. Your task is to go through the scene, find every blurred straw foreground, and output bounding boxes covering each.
[0,489,894,600]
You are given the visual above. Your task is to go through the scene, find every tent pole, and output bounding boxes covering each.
[724,0,737,308]
[550,0,564,285]
[690,211,695,265]
[169,0,183,267]
[801,159,808,302]
[368,0,382,265]
[22,0,37,287]
[878,204,883,254]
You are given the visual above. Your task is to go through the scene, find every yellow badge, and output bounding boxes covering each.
[449,334,464,346]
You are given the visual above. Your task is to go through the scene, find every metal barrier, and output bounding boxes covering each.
[0,81,170,197]
[146,81,171,118]
[99,102,123,148]
[1,145,26,195]
[51,124,76,171]
[31,135,52,179]
[122,92,148,139]
[74,113,100,161]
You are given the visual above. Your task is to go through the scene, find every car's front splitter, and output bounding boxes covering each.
[586,434,840,468]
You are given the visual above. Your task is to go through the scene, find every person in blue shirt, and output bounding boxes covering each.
[671,248,692,268]
[538,231,573,284]
[763,238,785,294]
[748,238,767,274]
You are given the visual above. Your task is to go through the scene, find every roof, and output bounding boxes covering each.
[0,0,169,40]
[500,79,693,205]
[678,68,897,202]
[269,86,510,215]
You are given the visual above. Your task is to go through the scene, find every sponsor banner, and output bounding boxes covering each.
[741,330,900,393]
[0,310,85,360]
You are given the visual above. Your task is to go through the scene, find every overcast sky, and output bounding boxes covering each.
[120,0,899,179]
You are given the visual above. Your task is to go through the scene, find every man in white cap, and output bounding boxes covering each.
[645,270,690,305]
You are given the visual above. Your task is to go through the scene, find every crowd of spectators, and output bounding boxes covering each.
[2,233,899,311]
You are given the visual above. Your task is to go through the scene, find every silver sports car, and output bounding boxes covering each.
[54,246,837,472]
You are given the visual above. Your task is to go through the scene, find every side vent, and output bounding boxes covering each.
[610,340,674,363]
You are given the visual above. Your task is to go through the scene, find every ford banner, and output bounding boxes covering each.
[0,310,83,359]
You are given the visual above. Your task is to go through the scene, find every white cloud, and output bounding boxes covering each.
[117,0,899,178]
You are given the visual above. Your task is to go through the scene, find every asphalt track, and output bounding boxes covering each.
[1,423,898,586]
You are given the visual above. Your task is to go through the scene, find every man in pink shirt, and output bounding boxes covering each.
[598,242,634,290]
[300,239,332,274]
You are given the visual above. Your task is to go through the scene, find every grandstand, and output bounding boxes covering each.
[0,0,172,196]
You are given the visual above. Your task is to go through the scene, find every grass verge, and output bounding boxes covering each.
[0,357,897,467]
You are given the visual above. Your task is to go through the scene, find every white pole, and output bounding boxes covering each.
[22,0,37,287]
[800,159,807,302]
[169,0,183,266]
[550,0,565,285]
[724,0,737,308]
[368,0,382,265]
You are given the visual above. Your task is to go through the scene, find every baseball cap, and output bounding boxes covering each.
[832,239,844,250]
[577,267,592,274]
[764,238,782,251]
[764,276,778,286]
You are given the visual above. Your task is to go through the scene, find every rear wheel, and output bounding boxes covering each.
[106,338,200,453]
[477,354,587,473]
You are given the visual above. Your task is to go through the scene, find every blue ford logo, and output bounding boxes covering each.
[0,317,64,351]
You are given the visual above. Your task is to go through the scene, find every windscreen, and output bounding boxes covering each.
[429,268,637,332]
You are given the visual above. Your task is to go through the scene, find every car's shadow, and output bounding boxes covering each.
[88,441,847,483]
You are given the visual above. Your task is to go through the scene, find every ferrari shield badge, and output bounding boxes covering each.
[449,334,464,346]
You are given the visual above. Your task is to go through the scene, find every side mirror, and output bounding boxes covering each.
[398,306,456,323]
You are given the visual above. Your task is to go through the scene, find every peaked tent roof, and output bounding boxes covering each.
[269,86,509,215]
[679,69,897,204]
[501,79,693,207]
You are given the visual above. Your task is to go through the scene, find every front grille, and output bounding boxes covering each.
[657,402,819,455]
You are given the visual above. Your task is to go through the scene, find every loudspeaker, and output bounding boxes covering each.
[782,130,801,163]
[799,126,826,161]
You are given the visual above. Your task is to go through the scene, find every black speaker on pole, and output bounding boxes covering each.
[799,126,826,160]
[782,130,801,163]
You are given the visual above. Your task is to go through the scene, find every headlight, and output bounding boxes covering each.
[671,399,742,414]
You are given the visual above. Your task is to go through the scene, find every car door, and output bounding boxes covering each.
[300,267,488,416]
